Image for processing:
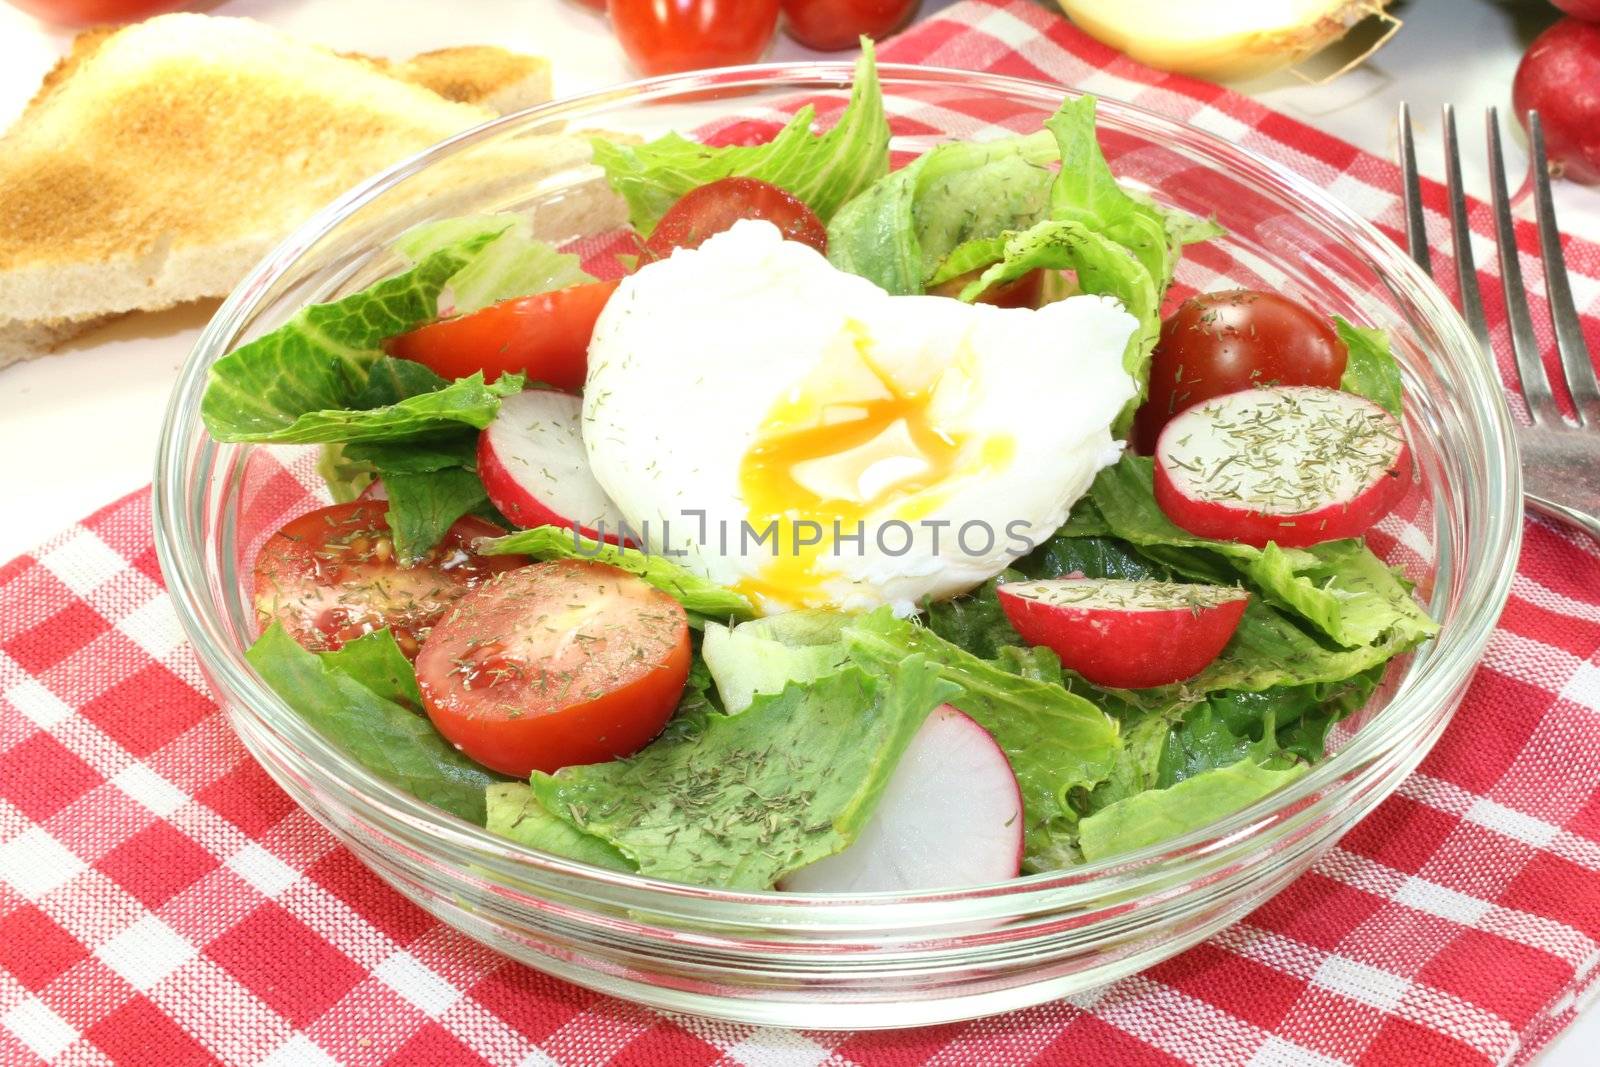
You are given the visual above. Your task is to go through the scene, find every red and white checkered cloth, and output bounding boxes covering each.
[4,2,1600,1064]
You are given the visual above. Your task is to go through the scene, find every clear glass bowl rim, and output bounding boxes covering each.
[153,61,1521,930]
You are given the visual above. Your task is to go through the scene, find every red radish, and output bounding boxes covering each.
[477,390,633,543]
[357,478,387,501]
[1153,386,1410,548]
[779,705,1022,893]
[1513,18,1600,185]
[998,578,1248,690]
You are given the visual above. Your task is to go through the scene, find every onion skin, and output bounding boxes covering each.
[1513,18,1600,186]
[1054,0,1391,80]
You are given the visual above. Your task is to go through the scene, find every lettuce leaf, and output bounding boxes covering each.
[485,782,636,872]
[1077,754,1308,862]
[476,526,756,621]
[701,611,851,713]
[529,661,954,889]
[393,213,595,314]
[840,611,1120,869]
[1336,316,1404,416]
[592,44,890,237]
[317,629,424,714]
[201,235,497,442]
[827,131,1057,294]
[337,434,492,564]
[246,624,508,824]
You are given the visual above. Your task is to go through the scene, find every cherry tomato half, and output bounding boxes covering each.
[252,501,523,659]
[607,0,780,76]
[416,559,691,776]
[387,279,619,392]
[645,176,828,259]
[1134,289,1348,453]
[780,0,920,51]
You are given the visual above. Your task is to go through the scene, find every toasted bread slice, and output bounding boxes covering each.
[353,46,552,115]
[0,15,583,369]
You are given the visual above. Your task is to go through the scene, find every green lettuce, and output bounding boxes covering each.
[841,611,1120,869]
[701,611,850,713]
[393,213,595,314]
[827,131,1058,295]
[246,624,508,824]
[529,662,955,889]
[476,526,756,621]
[1077,754,1308,862]
[317,628,424,714]
[592,44,890,237]
[202,234,498,442]
[485,783,636,872]
[340,434,491,563]
[1336,316,1404,416]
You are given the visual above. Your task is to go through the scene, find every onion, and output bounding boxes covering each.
[1055,0,1396,81]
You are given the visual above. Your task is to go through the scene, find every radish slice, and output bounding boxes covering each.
[779,705,1022,893]
[1153,385,1410,548]
[998,578,1248,689]
[477,390,632,543]
[357,478,387,501]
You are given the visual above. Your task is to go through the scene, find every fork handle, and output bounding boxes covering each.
[1528,494,1600,544]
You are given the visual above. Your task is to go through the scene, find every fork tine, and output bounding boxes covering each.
[1486,107,1561,425]
[1398,103,1432,275]
[1529,112,1600,426]
[1441,105,1492,353]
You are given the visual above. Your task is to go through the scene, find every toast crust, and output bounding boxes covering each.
[0,15,573,352]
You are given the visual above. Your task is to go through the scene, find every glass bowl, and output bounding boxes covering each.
[153,63,1520,1029]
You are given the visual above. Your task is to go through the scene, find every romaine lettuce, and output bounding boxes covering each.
[591,44,891,237]
[246,624,508,824]
[1336,316,1405,416]
[476,525,756,621]
[528,661,955,889]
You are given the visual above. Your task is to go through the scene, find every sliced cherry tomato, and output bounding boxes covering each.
[780,0,920,51]
[925,268,1045,309]
[607,0,780,76]
[386,279,619,391]
[252,501,522,659]
[415,560,691,776]
[1133,289,1348,454]
[644,177,828,259]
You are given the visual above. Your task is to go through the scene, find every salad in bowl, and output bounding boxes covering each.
[198,48,1438,897]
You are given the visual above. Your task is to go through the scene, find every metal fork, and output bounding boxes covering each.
[1398,103,1600,542]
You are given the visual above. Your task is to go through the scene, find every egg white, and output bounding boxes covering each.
[583,220,1138,615]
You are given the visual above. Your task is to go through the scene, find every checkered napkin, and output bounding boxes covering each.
[4,2,1600,1064]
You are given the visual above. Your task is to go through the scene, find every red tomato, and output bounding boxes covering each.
[252,501,522,659]
[925,268,1045,309]
[780,0,920,51]
[608,0,780,76]
[387,280,618,391]
[5,0,183,26]
[415,560,691,776]
[644,177,828,258]
[1133,289,1348,453]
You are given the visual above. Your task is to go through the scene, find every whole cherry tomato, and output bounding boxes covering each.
[6,0,184,24]
[1133,290,1348,453]
[607,0,780,76]
[780,0,920,51]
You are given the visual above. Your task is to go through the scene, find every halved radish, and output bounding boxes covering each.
[779,705,1022,893]
[1154,385,1410,548]
[998,578,1248,689]
[477,390,632,543]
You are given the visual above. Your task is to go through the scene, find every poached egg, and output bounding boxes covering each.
[583,220,1138,615]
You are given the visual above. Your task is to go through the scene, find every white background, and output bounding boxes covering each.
[0,0,1596,1059]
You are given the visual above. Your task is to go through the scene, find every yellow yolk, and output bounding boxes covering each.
[735,320,1012,607]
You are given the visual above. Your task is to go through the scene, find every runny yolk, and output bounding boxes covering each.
[735,319,1010,609]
